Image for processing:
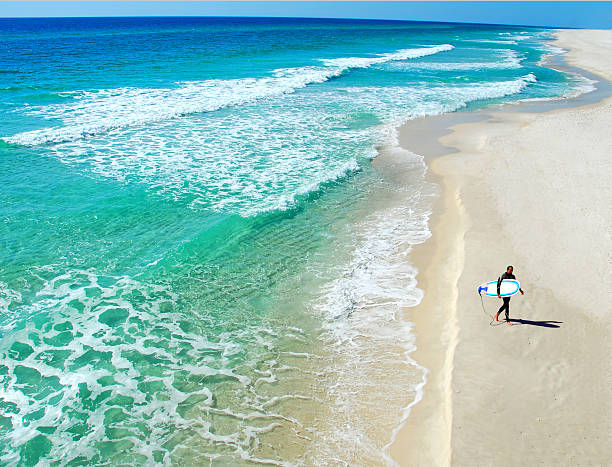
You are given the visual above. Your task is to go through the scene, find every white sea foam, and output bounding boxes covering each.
[320,43,453,68]
[520,73,596,103]
[308,139,435,465]
[0,267,314,465]
[3,45,453,147]
[269,157,361,214]
[466,39,519,45]
[499,31,534,41]
[542,44,567,55]
[563,73,597,98]
[0,282,22,315]
[333,74,537,124]
[46,101,371,216]
[536,40,567,69]
[387,61,518,71]
[36,74,535,217]
[533,40,597,100]
[384,49,523,71]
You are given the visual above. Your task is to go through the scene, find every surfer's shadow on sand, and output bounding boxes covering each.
[507,318,563,328]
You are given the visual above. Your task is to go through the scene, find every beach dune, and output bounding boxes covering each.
[391,29,612,466]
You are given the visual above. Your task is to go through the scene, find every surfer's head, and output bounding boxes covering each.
[507,265,513,273]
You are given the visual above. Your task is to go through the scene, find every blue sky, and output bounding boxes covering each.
[1,2,611,29]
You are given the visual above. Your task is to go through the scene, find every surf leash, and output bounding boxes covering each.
[478,288,505,327]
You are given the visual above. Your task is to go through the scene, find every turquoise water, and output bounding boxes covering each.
[0,17,588,465]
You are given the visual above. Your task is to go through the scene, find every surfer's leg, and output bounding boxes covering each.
[496,300,506,321]
[496,298,510,322]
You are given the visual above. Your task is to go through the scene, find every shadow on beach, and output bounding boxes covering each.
[508,319,563,328]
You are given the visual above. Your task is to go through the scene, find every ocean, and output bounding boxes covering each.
[0,17,589,465]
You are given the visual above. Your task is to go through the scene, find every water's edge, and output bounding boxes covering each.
[381,29,612,464]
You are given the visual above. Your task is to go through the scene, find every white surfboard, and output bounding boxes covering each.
[478,279,520,297]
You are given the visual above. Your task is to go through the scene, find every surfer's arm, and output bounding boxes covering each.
[497,276,502,298]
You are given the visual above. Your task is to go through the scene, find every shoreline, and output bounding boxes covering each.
[389,29,612,466]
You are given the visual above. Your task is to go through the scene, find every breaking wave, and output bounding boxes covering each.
[3,45,454,146]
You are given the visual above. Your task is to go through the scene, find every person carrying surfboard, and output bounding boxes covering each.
[495,265,524,325]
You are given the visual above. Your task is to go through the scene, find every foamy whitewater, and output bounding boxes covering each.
[0,17,588,465]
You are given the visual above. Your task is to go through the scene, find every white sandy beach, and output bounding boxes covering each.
[390,29,612,466]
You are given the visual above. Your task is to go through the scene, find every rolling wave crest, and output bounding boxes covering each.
[3,45,453,146]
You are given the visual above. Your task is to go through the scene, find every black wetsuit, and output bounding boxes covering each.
[497,271,515,321]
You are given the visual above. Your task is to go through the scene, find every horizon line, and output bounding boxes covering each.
[0,15,568,30]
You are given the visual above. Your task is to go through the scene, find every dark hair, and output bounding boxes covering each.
[507,265,513,270]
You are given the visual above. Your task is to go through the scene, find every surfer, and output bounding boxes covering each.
[495,265,524,325]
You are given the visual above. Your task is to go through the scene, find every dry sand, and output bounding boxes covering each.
[389,29,612,466]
